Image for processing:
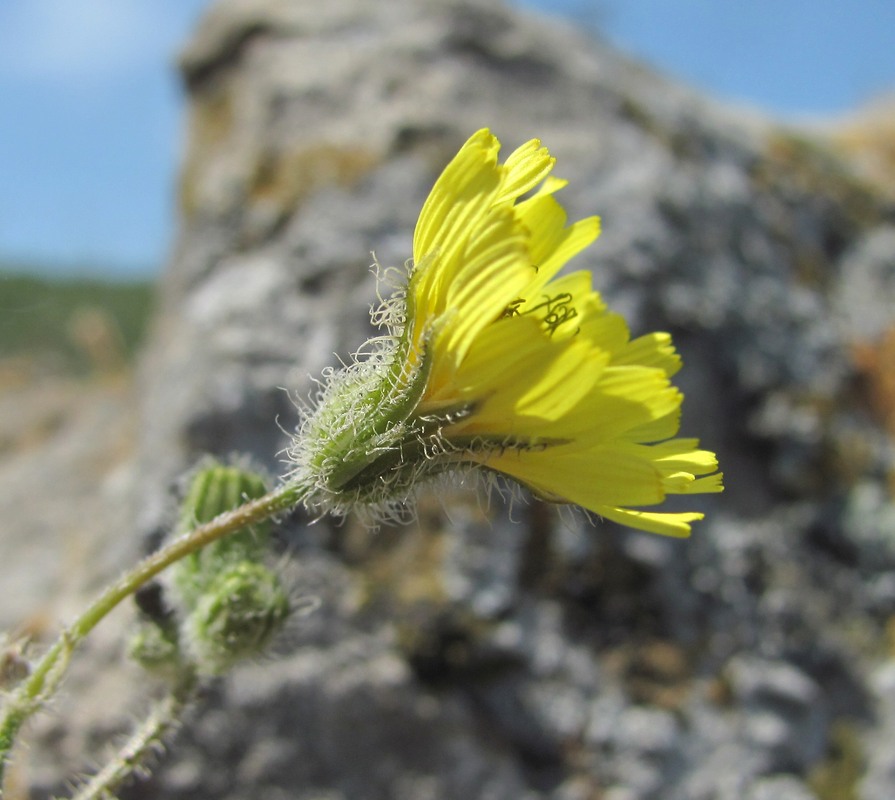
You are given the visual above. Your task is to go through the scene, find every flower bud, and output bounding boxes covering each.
[183,562,290,675]
[174,461,272,606]
[162,461,292,675]
[127,620,183,678]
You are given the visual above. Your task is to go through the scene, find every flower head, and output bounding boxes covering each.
[290,129,723,536]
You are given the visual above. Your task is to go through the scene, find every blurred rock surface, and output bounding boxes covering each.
[3,0,895,797]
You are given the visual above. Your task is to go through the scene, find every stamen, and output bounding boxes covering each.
[503,293,579,335]
[503,298,525,317]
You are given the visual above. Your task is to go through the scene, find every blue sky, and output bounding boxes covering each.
[1,1,894,279]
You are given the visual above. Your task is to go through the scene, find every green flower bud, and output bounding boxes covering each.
[127,620,183,679]
[127,582,186,679]
[179,461,270,538]
[174,461,272,606]
[184,562,290,675]
[159,460,293,676]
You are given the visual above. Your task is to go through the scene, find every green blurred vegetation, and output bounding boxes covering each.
[0,269,155,376]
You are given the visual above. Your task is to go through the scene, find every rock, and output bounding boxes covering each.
[587,705,682,799]
[4,0,895,797]
[745,775,819,800]
[834,225,895,342]
[727,655,827,772]
[860,662,895,800]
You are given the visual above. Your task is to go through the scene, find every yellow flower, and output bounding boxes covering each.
[291,129,722,536]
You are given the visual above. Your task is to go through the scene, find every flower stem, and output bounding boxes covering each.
[0,482,303,788]
[67,669,199,800]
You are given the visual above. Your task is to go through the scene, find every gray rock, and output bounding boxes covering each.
[5,0,895,797]
[745,775,819,800]
[834,225,895,341]
[588,705,682,799]
[842,481,895,571]
[727,655,827,772]
[861,662,895,800]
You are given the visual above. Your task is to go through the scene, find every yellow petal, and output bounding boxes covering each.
[594,506,704,538]
[554,366,682,441]
[496,138,555,204]
[686,473,725,494]
[534,175,569,196]
[537,216,601,285]
[411,130,503,317]
[614,332,682,376]
[516,192,568,266]
[576,306,630,355]
[480,442,667,508]
[430,315,602,433]
[437,207,534,360]
[516,194,600,292]
[621,408,682,444]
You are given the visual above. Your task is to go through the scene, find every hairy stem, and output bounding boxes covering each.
[0,482,303,788]
[66,670,199,800]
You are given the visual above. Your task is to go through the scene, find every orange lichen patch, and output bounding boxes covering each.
[885,615,895,659]
[851,327,895,496]
[808,721,864,800]
[361,525,449,608]
[831,100,895,201]
[851,326,895,438]
[749,132,883,294]
[759,133,864,195]
[605,639,692,710]
[178,84,236,218]
[336,495,456,610]
[754,133,882,231]
[248,142,379,212]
